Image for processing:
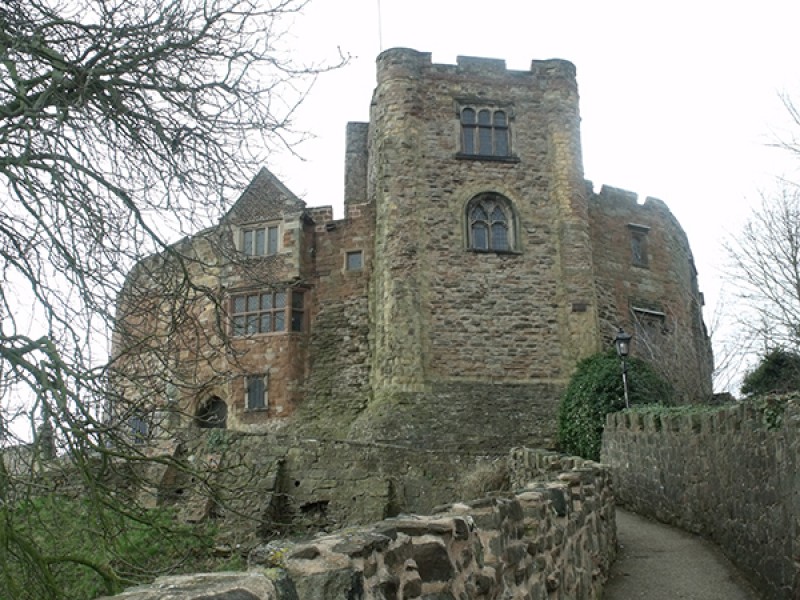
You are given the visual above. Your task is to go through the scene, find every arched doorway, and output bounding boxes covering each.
[195,396,227,429]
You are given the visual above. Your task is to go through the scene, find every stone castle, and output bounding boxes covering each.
[113,48,713,452]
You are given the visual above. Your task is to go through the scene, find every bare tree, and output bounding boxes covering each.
[724,184,800,353]
[0,1,343,597]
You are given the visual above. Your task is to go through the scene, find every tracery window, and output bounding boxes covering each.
[467,193,515,252]
[461,107,510,157]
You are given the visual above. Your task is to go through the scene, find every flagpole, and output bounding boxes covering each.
[377,0,383,51]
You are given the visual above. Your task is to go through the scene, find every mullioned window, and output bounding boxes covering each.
[466,193,516,252]
[230,288,305,336]
[460,107,511,157]
[241,223,280,256]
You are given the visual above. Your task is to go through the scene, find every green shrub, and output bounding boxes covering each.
[2,496,220,600]
[752,393,792,429]
[741,348,800,397]
[557,351,672,460]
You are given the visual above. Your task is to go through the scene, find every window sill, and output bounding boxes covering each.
[244,407,269,413]
[467,248,522,256]
[239,252,285,259]
[455,153,520,164]
[231,331,306,339]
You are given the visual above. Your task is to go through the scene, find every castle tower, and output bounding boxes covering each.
[352,49,601,448]
[369,49,598,390]
[114,48,713,453]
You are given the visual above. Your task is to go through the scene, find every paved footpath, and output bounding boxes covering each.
[604,508,761,600]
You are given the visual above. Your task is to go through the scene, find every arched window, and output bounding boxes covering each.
[466,193,515,252]
[460,107,510,157]
[195,396,227,429]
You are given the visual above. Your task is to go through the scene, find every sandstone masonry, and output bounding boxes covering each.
[113,48,712,453]
[602,399,800,600]
[101,450,616,600]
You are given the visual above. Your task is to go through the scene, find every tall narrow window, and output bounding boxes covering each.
[129,412,149,444]
[478,109,493,155]
[490,206,509,251]
[493,111,509,156]
[470,206,489,250]
[291,291,305,332]
[460,106,511,157]
[461,108,476,155]
[467,193,516,252]
[246,375,268,410]
[628,224,650,267]
[267,226,279,255]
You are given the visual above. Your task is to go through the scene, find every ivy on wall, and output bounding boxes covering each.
[557,351,672,460]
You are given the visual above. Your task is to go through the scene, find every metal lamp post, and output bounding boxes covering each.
[614,327,633,409]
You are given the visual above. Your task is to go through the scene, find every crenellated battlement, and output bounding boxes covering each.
[376,47,577,87]
[592,183,681,222]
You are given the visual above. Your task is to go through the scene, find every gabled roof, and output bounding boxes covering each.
[222,167,306,226]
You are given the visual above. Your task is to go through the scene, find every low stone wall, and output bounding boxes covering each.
[102,453,615,599]
[149,431,511,549]
[602,400,800,600]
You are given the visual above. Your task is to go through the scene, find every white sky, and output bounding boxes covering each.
[267,0,800,390]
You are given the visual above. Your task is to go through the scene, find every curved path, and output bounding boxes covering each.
[604,508,761,600]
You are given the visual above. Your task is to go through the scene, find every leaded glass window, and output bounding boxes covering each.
[467,194,515,252]
[246,375,267,410]
[242,224,280,256]
[460,107,511,157]
[231,289,304,336]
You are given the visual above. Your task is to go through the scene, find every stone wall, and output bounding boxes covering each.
[346,382,563,453]
[588,185,713,402]
[151,430,512,550]
[102,451,615,600]
[294,200,376,436]
[369,48,595,394]
[602,401,800,600]
[112,48,714,460]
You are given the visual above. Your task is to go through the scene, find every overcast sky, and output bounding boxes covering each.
[266,0,800,388]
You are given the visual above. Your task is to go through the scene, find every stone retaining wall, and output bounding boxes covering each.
[103,452,615,599]
[153,431,512,549]
[602,400,800,600]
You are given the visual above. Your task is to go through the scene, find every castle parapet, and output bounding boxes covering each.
[376,47,577,90]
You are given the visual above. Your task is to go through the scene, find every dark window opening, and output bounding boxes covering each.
[129,412,149,445]
[628,225,650,267]
[291,291,305,332]
[195,396,227,429]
